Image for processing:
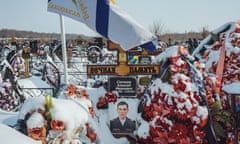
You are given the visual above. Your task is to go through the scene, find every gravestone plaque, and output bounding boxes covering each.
[109,76,137,97]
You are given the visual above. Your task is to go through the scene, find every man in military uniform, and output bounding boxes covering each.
[110,101,136,134]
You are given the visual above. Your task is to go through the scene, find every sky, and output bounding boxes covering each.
[0,0,239,36]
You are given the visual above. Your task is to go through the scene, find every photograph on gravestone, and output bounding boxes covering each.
[108,76,137,97]
[138,55,152,65]
[87,45,102,64]
[138,76,150,86]
[108,98,139,143]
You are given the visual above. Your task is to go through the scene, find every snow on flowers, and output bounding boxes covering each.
[18,95,97,144]
[193,21,240,143]
[137,46,209,144]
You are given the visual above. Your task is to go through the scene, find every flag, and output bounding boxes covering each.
[47,0,156,51]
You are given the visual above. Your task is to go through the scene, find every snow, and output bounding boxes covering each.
[26,112,45,129]
[153,45,178,63]
[17,76,53,98]
[0,109,18,126]
[0,123,41,144]
[205,50,220,73]
[222,82,240,94]
[18,96,46,120]
[50,98,90,139]
[18,76,51,89]
[135,118,149,138]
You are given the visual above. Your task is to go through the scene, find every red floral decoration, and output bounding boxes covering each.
[193,22,240,143]
[27,127,47,144]
[138,46,208,144]
[67,84,78,96]
[75,88,89,99]
[86,123,97,142]
[50,119,65,131]
[96,92,118,109]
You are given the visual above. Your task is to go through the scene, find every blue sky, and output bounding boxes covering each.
[0,0,239,36]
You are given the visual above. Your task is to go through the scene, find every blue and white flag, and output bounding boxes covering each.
[47,0,156,51]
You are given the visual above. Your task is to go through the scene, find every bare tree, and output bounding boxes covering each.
[149,20,165,40]
[199,26,210,39]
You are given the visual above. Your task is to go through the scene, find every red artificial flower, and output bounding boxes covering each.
[67,84,78,96]
[88,106,94,117]
[152,88,162,103]
[154,116,172,130]
[198,116,208,128]
[235,27,240,33]
[142,105,154,121]
[105,92,118,103]
[51,119,65,131]
[75,88,89,98]
[75,88,89,99]
[168,123,190,143]
[96,96,107,108]
[152,131,169,144]
[149,126,169,144]
[152,103,170,117]
[193,126,206,140]
[27,127,47,144]
[171,78,187,93]
[86,123,97,142]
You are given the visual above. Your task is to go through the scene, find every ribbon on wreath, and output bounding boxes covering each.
[215,44,226,95]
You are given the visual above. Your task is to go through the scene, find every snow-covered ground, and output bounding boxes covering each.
[0,123,41,144]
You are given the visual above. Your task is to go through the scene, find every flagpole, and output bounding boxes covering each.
[59,14,68,85]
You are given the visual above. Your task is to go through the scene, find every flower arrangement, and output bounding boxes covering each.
[96,91,118,109]
[0,79,20,111]
[18,95,97,144]
[193,21,240,143]
[137,46,209,144]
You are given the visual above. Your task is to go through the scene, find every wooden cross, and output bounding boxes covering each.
[87,41,160,76]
